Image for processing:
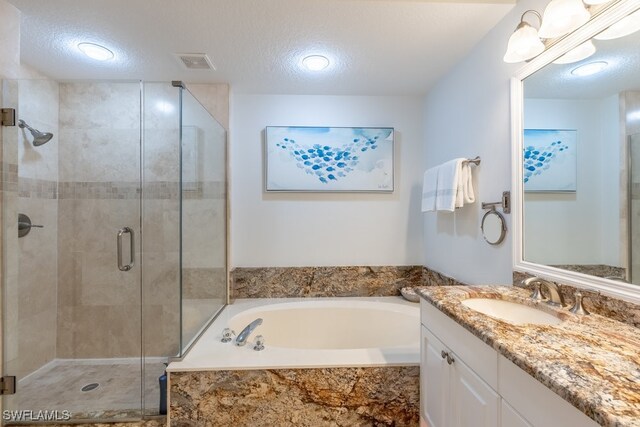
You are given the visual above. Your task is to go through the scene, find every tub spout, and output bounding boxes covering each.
[235,318,263,346]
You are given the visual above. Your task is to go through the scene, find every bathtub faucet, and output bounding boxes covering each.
[235,318,263,346]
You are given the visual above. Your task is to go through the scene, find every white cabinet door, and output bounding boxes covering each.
[421,326,450,427]
[450,352,500,427]
[501,400,532,427]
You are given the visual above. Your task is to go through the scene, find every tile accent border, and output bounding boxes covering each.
[170,367,419,426]
[1,161,18,192]
[230,265,423,298]
[18,177,57,199]
[4,179,224,200]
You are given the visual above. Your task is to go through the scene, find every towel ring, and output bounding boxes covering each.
[481,207,507,245]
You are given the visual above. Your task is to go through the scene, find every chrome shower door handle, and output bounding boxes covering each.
[117,227,135,271]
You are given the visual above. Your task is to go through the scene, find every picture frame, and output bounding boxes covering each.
[265,126,394,192]
[523,129,577,192]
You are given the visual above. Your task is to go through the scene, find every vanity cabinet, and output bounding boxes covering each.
[420,300,599,427]
[421,326,499,427]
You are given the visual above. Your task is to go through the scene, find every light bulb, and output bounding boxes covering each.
[78,42,114,61]
[503,22,545,63]
[302,55,330,71]
[538,0,591,39]
[553,40,596,64]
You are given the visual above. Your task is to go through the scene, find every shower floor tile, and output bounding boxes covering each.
[5,358,166,421]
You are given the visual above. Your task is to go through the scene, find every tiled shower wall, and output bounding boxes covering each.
[56,82,144,358]
[1,78,229,379]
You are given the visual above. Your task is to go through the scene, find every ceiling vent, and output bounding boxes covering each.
[174,53,216,70]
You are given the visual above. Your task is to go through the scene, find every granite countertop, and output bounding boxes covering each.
[416,285,640,427]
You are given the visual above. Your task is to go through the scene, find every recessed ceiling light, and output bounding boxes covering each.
[302,55,330,71]
[77,42,114,61]
[571,61,608,77]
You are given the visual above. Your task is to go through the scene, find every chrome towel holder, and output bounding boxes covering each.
[463,156,481,166]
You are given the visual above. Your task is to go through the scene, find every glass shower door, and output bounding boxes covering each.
[2,80,144,421]
[178,86,227,352]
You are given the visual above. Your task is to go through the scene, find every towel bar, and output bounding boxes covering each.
[463,156,481,166]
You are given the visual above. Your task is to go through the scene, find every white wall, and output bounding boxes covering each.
[523,96,620,266]
[231,94,424,267]
[422,0,545,285]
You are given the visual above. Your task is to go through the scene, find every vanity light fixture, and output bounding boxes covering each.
[538,0,591,39]
[552,39,596,64]
[571,60,608,76]
[583,0,613,5]
[503,11,546,63]
[77,42,114,61]
[594,8,640,40]
[302,55,330,71]
[504,0,593,63]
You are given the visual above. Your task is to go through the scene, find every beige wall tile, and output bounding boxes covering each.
[59,82,140,130]
[185,83,229,131]
[57,304,141,359]
[58,129,140,182]
[17,79,59,181]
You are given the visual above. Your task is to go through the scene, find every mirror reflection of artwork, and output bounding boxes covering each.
[523,129,577,192]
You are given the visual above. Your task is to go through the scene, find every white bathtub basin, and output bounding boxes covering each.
[229,300,419,350]
[461,298,562,326]
[167,297,420,371]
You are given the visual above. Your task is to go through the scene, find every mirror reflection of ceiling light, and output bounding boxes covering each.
[571,61,608,76]
[538,0,591,39]
[553,40,596,64]
[77,42,114,61]
[594,8,640,40]
[628,110,640,123]
[503,11,545,63]
[302,55,330,71]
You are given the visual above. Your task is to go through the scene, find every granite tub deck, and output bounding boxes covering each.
[416,286,640,427]
[170,367,419,426]
[167,297,420,426]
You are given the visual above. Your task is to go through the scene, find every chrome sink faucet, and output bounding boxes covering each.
[235,318,263,346]
[521,277,565,307]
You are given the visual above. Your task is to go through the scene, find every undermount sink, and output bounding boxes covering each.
[461,298,563,326]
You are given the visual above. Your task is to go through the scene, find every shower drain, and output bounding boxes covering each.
[81,383,99,392]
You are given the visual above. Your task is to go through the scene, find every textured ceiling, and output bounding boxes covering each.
[525,26,640,99]
[9,0,514,95]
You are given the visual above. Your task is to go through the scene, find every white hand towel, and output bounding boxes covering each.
[421,167,439,212]
[435,158,463,212]
[459,163,476,205]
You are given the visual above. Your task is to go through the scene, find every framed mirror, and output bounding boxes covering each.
[511,0,640,304]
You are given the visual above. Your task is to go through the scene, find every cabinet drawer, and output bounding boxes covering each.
[421,300,498,390]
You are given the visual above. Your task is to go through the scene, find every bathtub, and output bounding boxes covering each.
[168,297,420,371]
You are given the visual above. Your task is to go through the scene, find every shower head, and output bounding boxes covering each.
[18,119,54,146]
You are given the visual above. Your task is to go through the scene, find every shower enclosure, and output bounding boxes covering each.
[1,79,227,421]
